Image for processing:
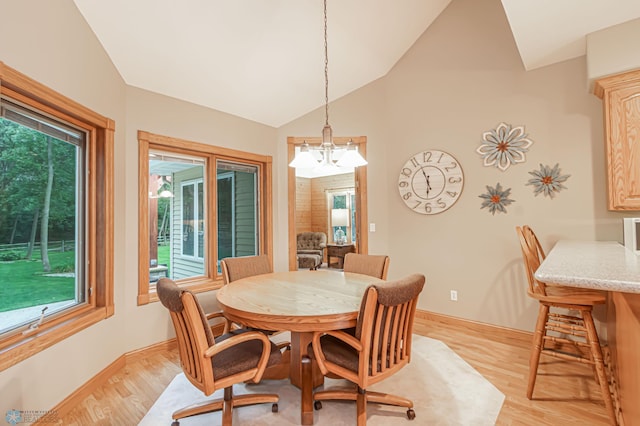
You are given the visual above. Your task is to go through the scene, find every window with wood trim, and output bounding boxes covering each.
[0,62,114,372]
[138,131,272,304]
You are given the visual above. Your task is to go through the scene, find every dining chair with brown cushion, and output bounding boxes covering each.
[221,254,272,284]
[342,253,390,280]
[220,255,291,380]
[515,226,616,424]
[310,273,425,425]
[219,255,272,334]
[156,278,281,425]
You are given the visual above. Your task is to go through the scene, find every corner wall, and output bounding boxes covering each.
[277,0,630,332]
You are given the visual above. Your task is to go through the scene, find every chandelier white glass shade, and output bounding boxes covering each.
[289,0,367,170]
[149,176,174,199]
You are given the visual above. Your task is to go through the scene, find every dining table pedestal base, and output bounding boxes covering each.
[290,331,324,425]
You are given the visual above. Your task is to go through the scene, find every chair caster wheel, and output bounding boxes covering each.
[272,403,278,413]
[314,401,322,410]
[407,408,415,420]
[171,421,180,426]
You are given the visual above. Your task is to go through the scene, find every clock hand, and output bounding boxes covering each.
[421,168,432,196]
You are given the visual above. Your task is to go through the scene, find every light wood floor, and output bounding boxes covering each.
[58,316,610,425]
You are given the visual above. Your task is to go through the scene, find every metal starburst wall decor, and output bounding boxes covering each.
[526,163,570,198]
[479,183,514,215]
[476,123,533,171]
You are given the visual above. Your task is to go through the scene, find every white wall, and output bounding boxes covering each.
[587,17,640,85]
[278,0,632,332]
[0,0,128,416]
[0,0,278,417]
[1,0,638,416]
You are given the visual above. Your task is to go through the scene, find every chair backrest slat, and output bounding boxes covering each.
[358,274,425,384]
[516,226,548,297]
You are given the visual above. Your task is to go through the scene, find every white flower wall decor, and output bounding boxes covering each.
[477,123,533,171]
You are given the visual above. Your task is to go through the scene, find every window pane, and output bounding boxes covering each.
[198,181,204,259]
[148,151,205,283]
[217,161,259,270]
[333,195,347,209]
[182,183,195,257]
[351,193,357,243]
[0,115,84,334]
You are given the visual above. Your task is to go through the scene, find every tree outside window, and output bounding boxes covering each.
[0,106,85,335]
[0,62,114,371]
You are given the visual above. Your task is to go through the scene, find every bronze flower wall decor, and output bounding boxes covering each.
[479,183,514,215]
[526,163,570,198]
[477,123,533,171]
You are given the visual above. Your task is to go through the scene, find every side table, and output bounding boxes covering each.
[326,244,355,269]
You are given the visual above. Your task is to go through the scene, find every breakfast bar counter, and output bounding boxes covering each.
[535,240,640,425]
[534,240,640,293]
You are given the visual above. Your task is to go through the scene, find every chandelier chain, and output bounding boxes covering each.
[324,0,329,126]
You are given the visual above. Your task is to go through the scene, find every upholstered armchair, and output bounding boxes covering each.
[296,232,327,270]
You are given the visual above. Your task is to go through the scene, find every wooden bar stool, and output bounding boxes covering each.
[515,226,617,425]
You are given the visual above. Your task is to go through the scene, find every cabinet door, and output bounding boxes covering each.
[595,69,640,210]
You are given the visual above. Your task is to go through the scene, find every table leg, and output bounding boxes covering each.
[290,331,324,425]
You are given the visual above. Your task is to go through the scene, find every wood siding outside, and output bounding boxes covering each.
[233,171,257,257]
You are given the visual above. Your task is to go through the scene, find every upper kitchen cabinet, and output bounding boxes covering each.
[594,69,640,211]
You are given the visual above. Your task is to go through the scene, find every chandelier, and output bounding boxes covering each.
[289,0,367,170]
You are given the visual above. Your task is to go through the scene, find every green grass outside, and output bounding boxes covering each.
[0,251,76,312]
[0,245,172,313]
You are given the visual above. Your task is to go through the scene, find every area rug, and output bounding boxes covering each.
[140,334,504,425]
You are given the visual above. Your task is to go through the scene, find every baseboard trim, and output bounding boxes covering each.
[39,354,126,424]
[415,309,533,345]
[42,311,526,423]
[40,339,178,424]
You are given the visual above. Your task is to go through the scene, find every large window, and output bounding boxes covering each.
[0,62,114,371]
[0,102,85,334]
[138,131,271,304]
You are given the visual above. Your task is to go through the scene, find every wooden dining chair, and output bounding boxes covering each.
[218,255,272,333]
[156,278,281,426]
[342,253,390,279]
[221,254,272,284]
[515,226,617,424]
[311,273,425,425]
[220,255,291,380]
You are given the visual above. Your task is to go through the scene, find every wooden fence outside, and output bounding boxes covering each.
[0,240,75,253]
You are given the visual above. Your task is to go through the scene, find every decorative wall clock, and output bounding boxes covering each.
[398,150,464,215]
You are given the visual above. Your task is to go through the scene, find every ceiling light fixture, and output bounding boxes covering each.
[289,0,367,170]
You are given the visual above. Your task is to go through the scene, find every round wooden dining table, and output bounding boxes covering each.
[216,269,384,425]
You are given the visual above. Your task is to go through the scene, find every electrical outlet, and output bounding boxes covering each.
[450,290,458,301]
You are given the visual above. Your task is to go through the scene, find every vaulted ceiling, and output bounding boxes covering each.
[73,0,640,127]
